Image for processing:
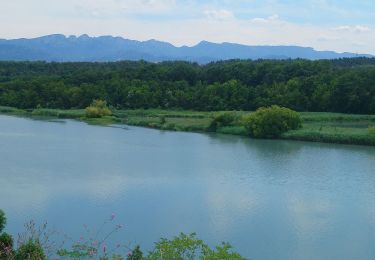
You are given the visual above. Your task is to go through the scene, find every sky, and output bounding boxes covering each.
[1,0,375,54]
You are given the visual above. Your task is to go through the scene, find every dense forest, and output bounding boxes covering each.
[0,58,375,113]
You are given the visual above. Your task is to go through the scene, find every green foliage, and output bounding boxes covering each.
[159,116,166,125]
[0,233,13,248]
[57,244,97,258]
[146,233,247,260]
[85,100,112,118]
[31,108,84,119]
[243,105,302,138]
[0,106,26,115]
[369,126,375,136]
[300,112,375,122]
[0,210,5,233]
[202,242,247,260]
[127,245,143,260]
[0,233,14,258]
[15,239,46,260]
[209,112,237,131]
[147,233,205,260]
[216,126,248,136]
[0,210,247,259]
[1,59,375,114]
[0,210,14,259]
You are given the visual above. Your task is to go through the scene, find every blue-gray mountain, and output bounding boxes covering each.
[0,34,372,63]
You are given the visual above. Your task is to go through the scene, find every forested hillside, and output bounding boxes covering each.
[0,58,375,114]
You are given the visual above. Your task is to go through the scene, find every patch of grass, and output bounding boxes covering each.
[300,112,375,122]
[125,116,162,127]
[165,117,211,129]
[217,126,247,136]
[0,106,27,115]
[31,108,85,119]
[114,109,212,119]
[82,116,120,125]
[124,116,211,132]
[368,126,375,136]
[282,123,375,146]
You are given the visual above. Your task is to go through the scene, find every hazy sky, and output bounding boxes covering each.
[1,0,375,54]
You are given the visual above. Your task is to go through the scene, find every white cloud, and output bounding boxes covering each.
[251,14,280,24]
[60,0,178,19]
[0,1,375,54]
[333,25,371,33]
[120,0,177,13]
[317,35,341,42]
[204,9,234,20]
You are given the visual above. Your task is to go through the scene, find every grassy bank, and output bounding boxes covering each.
[1,106,375,146]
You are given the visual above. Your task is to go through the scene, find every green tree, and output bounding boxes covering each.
[243,105,302,138]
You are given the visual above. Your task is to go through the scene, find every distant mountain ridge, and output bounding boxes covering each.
[0,34,372,63]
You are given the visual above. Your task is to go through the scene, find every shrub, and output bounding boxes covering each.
[159,116,166,125]
[127,245,143,260]
[147,233,246,260]
[0,211,247,259]
[209,112,237,131]
[15,239,46,260]
[85,106,102,118]
[85,100,112,118]
[0,233,13,248]
[243,105,302,138]
[0,210,14,258]
[369,126,375,136]
[0,233,14,258]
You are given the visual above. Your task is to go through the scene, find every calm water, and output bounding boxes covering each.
[1,115,375,260]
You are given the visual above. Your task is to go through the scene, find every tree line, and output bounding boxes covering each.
[0,58,375,113]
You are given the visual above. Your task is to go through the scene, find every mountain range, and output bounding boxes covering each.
[0,34,372,63]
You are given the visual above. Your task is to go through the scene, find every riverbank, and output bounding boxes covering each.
[1,106,375,146]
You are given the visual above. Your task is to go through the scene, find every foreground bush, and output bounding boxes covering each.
[0,210,247,259]
[15,239,46,260]
[0,209,13,258]
[85,100,112,118]
[146,233,246,260]
[0,210,46,260]
[243,105,302,138]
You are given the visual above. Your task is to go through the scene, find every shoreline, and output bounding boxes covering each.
[1,106,375,146]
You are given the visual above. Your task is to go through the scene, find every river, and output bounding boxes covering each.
[1,115,375,259]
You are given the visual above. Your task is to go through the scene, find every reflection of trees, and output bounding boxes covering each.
[207,132,304,157]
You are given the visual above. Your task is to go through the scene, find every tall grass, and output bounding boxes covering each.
[31,109,85,118]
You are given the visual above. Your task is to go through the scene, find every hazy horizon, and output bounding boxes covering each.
[0,33,373,56]
[1,0,375,55]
